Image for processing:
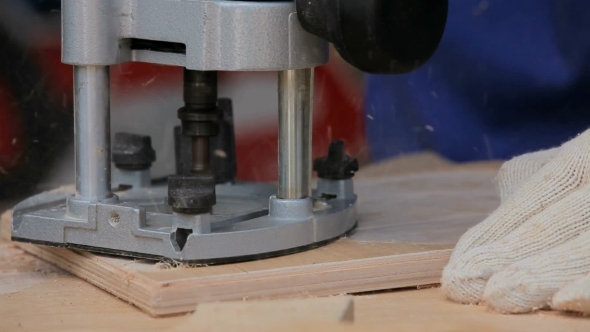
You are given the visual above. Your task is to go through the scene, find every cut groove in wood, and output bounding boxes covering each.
[179,296,354,330]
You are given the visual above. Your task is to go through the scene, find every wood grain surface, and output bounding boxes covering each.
[1,153,589,330]
[0,165,500,316]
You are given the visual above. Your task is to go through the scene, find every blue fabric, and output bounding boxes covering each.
[366,0,590,162]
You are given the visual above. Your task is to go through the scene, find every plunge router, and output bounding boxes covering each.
[11,0,447,263]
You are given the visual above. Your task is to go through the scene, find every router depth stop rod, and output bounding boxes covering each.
[278,68,314,199]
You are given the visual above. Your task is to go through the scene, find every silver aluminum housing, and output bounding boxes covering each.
[61,0,329,70]
[12,180,357,263]
[11,0,357,263]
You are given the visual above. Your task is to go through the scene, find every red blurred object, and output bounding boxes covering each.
[104,62,366,182]
[235,65,366,182]
[0,79,24,174]
[35,48,73,106]
[4,43,365,182]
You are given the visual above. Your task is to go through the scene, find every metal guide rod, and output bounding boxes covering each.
[74,65,112,200]
[277,68,314,199]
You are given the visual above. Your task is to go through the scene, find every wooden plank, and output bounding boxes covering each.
[2,254,589,332]
[355,151,502,179]
[5,225,453,316]
[0,166,501,316]
[1,155,589,330]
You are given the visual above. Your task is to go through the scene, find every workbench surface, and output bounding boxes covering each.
[1,153,589,331]
[1,248,588,332]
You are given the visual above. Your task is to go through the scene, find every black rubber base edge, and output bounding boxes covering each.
[12,222,357,265]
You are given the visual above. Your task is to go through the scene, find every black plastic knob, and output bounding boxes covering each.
[313,140,359,180]
[296,0,448,74]
[112,133,156,171]
[167,174,216,213]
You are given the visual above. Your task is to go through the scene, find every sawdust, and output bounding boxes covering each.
[0,242,64,295]
[153,260,208,270]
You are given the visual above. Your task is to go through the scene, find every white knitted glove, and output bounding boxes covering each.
[441,129,590,314]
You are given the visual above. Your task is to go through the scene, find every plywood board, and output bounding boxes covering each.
[3,250,590,332]
[2,156,589,330]
[0,166,501,316]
